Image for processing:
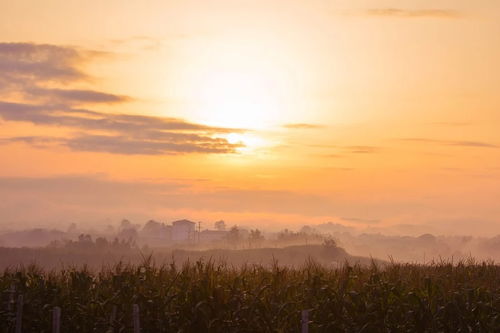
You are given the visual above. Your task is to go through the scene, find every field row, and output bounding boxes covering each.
[1,260,499,332]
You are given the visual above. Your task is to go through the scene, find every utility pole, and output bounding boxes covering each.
[198,221,202,243]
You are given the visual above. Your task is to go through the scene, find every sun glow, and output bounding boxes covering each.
[197,70,283,129]
[176,37,302,130]
[224,132,266,153]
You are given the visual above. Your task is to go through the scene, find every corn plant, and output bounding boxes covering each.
[0,259,498,332]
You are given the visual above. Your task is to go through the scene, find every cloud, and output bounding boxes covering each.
[0,118,242,155]
[65,135,239,155]
[325,167,355,171]
[0,136,61,149]
[448,141,499,148]
[0,175,340,224]
[366,8,460,19]
[308,144,380,154]
[0,101,237,133]
[0,42,129,104]
[0,42,244,155]
[430,122,471,127]
[1,135,234,155]
[341,217,381,225]
[284,123,325,130]
[400,138,498,149]
[345,146,379,154]
[323,154,344,158]
[1,175,499,235]
[0,42,86,82]
[315,145,380,157]
[25,87,131,104]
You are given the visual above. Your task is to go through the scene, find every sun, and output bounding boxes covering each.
[197,69,283,129]
[178,38,300,130]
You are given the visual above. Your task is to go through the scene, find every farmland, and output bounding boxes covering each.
[1,259,499,332]
[0,243,381,271]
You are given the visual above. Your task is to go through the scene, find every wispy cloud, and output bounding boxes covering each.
[400,138,499,148]
[341,217,381,225]
[283,123,325,130]
[430,122,471,127]
[0,42,128,104]
[0,175,340,219]
[24,87,131,104]
[0,101,237,133]
[0,42,244,155]
[1,134,240,155]
[314,145,381,157]
[346,145,379,154]
[0,101,243,154]
[0,42,86,82]
[68,135,239,155]
[0,136,61,149]
[365,8,460,19]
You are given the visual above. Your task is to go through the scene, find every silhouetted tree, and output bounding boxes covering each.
[214,220,226,231]
[120,219,132,230]
[249,229,264,248]
[67,223,78,234]
[227,226,240,248]
[117,228,138,242]
[95,237,109,248]
[322,237,337,248]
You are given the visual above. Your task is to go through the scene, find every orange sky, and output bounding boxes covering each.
[0,0,499,235]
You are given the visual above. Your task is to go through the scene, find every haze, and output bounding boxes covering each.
[1,0,500,238]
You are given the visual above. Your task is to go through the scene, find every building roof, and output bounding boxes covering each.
[172,219,196,226]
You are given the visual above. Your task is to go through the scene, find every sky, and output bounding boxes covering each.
[0,0,499,235]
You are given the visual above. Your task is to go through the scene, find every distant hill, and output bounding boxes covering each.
[0,244,383,270]
[170,244,384,267]
[0,228,66,247]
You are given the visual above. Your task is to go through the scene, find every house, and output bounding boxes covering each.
[171,219,196,242]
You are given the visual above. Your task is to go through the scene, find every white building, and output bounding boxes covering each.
[171,219,196,242]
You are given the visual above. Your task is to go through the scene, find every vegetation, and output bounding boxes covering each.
[0,241,372,271]
[1,259,499,332]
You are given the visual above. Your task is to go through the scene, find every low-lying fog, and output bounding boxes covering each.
[0,219,498,269]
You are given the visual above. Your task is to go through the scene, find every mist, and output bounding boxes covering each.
[0,217,498,271]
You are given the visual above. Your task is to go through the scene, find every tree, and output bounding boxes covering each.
[249,229,264,248]
[300,225,315,234]
[226,226,240,248]
[78,234,93,243]
[322,237,337,248]
[67,223,78,234]
[214,220,226,231]
[75,234,93,249]
[120,219,132,230]
[142,220,163,235]
[117,228,138,242]
[95,237,109,248]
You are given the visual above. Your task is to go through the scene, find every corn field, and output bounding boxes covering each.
[1,259,499,332]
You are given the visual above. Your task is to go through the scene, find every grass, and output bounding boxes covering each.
[1,259,499,332]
